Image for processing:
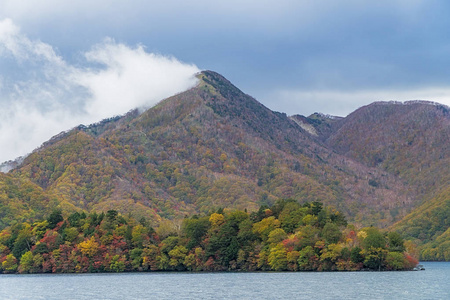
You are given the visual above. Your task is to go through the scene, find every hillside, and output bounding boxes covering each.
[1,71,448,260]
[302,101,449,258]
[0,172,51,228]
[392,186,450,260]
[1,71,413,229]
[323,101,449,197]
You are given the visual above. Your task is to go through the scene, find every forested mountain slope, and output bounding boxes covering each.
[300,101,449,259]
[3,71,413,229]
[392,186,450,260]
[324,101,449,197]
[1,71,448,259]
[0,172,51,228]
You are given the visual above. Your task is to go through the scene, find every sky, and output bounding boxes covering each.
[1,0,450,163]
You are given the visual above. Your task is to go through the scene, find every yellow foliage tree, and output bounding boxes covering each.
[78,236,99,257]
[209,213,225,228]
[252,216,280,241]
[2,254,18,273]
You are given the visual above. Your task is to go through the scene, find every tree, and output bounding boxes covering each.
[363,247,388,271]
[141,244,160,271]
[78,237,99,257]
[271,199,297,218]
[109,255,126,272]
[311,201,323,216]
[296,225,320,249]
[156,219,179,240]
[209,213,225,229]
[47,210,63,229]
[160,236,180,255]
[350,246,364,264]
[168,245,188,270]
[156,254,170,270]
[106,210,118,223]
[278,202,305,233]
[298,246,318,271]
[267,228,288,245]
[2,254,18,273]
[206,221,240,268]
[18,251,34,273]
[68,212,84,227]
[237,219,257,246]
[32,220,49,240]
[12,224,33,260]
[329,211,347,227]
[130,248,143,270]
[252,216,280,242]
[302,214,318,226]
[362,228,386,250]
[182,216,210,249]
[317,209,329,228]
[268,244,288,271]
[322,222,342,245]
[385,252,406,270]
[0,199,418,273]
[63,227,79,243]
[286,250,300,271]
[184,253,197,271]
[319,243,343,270]
[387,232,405,252]
[132,224,149,248]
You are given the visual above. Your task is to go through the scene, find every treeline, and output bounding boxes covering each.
[0,200,418,274]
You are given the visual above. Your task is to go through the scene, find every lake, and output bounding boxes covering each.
[0,262,448,299]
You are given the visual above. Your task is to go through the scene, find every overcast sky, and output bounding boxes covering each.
[1,0,450,163]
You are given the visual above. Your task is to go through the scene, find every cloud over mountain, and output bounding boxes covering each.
[0,19,199,163]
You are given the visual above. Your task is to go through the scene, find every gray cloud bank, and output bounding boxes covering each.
[0,19,199,163]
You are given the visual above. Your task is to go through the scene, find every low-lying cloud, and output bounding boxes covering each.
[0,19,200,164]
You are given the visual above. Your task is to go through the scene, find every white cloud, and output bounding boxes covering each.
[0,18,63,64]
[268,88,450,117]
[76,39,199,119]
[0,19,200,163]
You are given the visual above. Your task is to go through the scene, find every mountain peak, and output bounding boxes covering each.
[196,70,247,101]
[2,71,447,236]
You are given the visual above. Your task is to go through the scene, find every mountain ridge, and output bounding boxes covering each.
[1,71,448,259]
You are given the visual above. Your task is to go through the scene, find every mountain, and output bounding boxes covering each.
[322,101,449,196]
[1,71,448,259]
[0,171,51,228]
[392,186,450,260]
[0,71,412,227]
[298,100,449,258]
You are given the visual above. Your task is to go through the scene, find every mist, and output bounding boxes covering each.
[0,19,200,164]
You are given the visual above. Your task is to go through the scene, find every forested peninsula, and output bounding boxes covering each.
[0,200,418,273]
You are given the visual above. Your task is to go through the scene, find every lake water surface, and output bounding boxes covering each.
[0,262,448,299]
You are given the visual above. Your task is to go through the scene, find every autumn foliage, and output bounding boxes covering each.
[0,71,448,262]
[0,201,418,274]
